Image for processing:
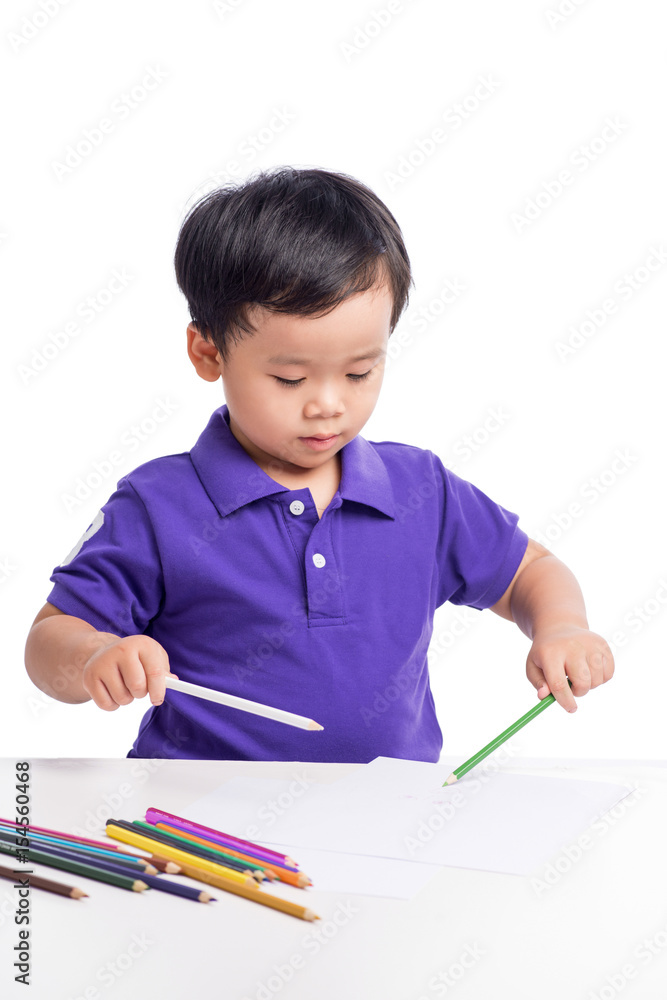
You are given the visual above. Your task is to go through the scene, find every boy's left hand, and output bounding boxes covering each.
[526,626,615,712]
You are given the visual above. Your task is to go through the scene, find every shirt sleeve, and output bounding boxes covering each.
[432,455,529,611]
[46,476,164,636]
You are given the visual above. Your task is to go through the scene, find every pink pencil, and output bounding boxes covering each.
[145,808,298,868]
[0,817,122,852]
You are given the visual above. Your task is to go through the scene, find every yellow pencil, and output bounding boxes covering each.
[106,825,319,921]
[105,823,254,886]
[202,877,320,922]
[155,858,320,921]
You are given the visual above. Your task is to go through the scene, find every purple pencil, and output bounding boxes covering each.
[17,842,214,902]
[145,808,299,870]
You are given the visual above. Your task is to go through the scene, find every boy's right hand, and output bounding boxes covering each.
[81,634,178,711]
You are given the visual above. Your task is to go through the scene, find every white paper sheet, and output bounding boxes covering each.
[257,840,441,898]
[187,757,635,881]
[182,776,439,898]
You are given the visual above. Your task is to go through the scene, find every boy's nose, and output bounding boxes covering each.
[303,389,344,420]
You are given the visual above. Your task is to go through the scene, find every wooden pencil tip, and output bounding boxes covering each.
[443,772,457,786]
[309,721,324,731]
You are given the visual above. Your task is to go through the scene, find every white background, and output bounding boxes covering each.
[2,0,665,760]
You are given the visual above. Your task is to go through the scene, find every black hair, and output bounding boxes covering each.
[174,166,412,361]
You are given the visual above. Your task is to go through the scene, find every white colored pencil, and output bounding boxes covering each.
[163,676,324,731]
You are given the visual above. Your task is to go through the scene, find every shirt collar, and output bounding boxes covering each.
[190,404,395,520]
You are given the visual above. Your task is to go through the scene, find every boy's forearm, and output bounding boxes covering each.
[509,552,589,639]
[25,615,119,704]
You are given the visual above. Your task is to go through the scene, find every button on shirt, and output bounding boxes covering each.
[47,404,528,763]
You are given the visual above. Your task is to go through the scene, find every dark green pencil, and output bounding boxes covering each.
[443,691,561,786]
[0,841,147,892]
[126,820,268,880]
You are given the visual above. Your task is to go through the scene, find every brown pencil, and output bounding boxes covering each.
[148,855,181,873]
[0,864,88,899]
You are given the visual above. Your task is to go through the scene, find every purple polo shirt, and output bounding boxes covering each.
[47,404,528,763]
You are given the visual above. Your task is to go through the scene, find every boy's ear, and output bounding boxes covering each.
[186,323,224,382]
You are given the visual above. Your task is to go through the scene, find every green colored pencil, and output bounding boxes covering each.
[128,820,268,879]
[0,841,147,892]
[443,690,564,786]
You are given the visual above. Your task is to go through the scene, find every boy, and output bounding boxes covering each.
[25,166,614,762]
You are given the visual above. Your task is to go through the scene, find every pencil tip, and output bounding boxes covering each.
[309,721,324,731]
[443,772,457,786]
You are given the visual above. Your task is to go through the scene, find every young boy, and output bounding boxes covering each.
[25,166,614,762]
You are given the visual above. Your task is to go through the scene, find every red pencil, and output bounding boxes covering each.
[0,817,121,853]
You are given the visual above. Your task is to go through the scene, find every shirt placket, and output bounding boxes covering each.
[283,492,345,627]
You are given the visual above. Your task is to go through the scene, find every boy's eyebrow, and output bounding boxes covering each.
[267,348,387,366]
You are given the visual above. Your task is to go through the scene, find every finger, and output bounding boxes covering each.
[542,667,578,711]
[529,650,578,711]
[102,660,143,706]
[82,674,122,712]
[137,643,172,706]
[526,661,550,699]
[563,649,592,698]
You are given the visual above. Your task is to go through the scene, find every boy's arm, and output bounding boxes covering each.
[489,538,614,712]
[25,603,173,709]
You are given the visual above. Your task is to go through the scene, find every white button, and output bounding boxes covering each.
[289,500,305,516]
[312,553,326,568]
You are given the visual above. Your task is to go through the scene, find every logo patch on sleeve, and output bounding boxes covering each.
[59,509,105,567]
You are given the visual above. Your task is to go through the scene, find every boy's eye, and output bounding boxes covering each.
[273,370,373,388]
[274,376,304,387]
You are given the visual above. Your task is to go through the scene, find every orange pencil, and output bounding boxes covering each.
[155,822,311,888]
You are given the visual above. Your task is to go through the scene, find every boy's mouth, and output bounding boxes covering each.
[299,433,340,451]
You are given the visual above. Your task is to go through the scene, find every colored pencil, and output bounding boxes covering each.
[443,691,562,785]
[0,828,155,872]
[0,864,88,899]
[0,819,155,865]
[141,854,318,920]
[145,807,298,867]
[164,675,324,731]
[0,841,147,892]
[14,844,166,883]
[128,821,269,880]
[154,821,298,870]
[124,871,215,903]
[105,822,256,886]
[0,817,122,852]
[155,823,311,887]
[6,845,210,900]
[148,856,181,873]
[14,842,159,883]
[197,876,319,922]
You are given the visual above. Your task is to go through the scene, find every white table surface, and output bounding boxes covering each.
[0,756,665,1000]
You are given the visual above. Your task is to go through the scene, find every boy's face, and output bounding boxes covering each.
[190,283,393,479]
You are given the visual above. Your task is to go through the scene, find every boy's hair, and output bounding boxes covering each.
[174,166,412,361]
